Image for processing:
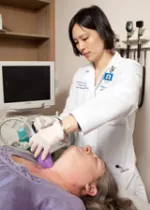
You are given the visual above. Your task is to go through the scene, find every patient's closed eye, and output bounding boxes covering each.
[82,37,88,41]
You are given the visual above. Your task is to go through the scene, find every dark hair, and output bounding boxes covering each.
[81,167,137,210]
[68,5,116,56]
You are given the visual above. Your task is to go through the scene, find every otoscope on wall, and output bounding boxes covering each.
[136,21,146,108]
[126,21,133,58]
[136,21,144,63]
[117,21,146,108]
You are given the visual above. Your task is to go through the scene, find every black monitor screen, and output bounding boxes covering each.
[2,66,50,103]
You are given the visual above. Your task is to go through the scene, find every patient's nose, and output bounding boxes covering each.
[84,145,92,154]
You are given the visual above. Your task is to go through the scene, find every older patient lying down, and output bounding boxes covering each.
[0,145,148,210]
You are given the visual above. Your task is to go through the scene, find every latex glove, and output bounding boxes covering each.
[34,115,57,132]
[29,121,65,160]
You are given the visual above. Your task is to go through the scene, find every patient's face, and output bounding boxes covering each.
[56,145,105,185]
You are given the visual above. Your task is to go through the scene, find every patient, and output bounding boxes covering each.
[0,145,138,210]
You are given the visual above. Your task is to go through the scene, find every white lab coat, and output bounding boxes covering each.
[59,52,147,201]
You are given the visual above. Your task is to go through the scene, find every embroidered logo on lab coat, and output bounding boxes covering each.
[76,81,88,89]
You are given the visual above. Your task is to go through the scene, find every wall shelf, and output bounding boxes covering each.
[0,0,50,10]
[0,0,55,61]
[0,31,49,41]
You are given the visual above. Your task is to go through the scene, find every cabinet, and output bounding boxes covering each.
[0,0,55,61]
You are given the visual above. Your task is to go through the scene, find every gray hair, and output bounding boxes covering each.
[81,167,137,210]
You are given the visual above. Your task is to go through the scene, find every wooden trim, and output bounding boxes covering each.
[0,0,50,10]
[0,31,49,40]
[49,0,55,61]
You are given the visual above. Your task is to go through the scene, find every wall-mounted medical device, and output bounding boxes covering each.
[115,20,149,109]
[125,21,133,58]
[0,61,55,111]
[115,26,150,51]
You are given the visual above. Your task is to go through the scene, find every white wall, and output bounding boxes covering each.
[55,0,150,200]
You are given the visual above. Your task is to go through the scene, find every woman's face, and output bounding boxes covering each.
[56,145,105,185]
[72,24,105,63]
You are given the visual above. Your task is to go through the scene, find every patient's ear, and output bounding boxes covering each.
[84,182,98,196]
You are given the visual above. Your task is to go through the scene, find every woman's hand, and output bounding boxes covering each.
[62,115,79,134]
[29,121,65,160]
[29,114,79,160]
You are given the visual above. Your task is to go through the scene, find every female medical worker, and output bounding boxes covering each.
[29,5,148,201]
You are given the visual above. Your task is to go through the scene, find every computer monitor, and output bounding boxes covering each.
[0,61,55,111]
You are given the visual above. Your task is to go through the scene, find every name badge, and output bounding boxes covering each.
[100,72,114,90]
[103,73,113,81]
